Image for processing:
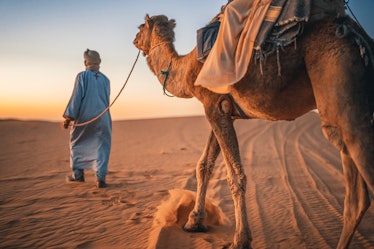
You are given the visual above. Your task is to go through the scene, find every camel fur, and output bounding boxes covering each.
[133,3,374,249]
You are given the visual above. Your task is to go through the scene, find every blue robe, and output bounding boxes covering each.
[64,70,112,181]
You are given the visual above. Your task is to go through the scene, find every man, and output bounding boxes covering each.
[62,49,112,188]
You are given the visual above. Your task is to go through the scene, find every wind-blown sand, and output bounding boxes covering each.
[0,112,373,249]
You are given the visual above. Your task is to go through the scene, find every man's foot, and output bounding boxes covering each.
[66,175,85,183]
[96,180,107,188]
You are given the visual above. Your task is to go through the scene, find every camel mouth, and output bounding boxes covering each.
[133,39,138,47]
[133,39,147,56]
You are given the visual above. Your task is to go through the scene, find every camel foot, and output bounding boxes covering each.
[225,234,252,249]
[183,221,208,233]
[222,242,231,249]
[184,210,208,232]
[225,242,251,249]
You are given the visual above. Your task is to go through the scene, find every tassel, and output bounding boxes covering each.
[260,51,264,75]
[276,47,281,76]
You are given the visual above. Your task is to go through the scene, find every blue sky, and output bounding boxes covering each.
[0,0,373,121]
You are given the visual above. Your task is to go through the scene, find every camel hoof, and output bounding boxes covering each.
[227,243,251,249]
[224,239,252,249]
[222,243,231,249]
[183,223,208,233]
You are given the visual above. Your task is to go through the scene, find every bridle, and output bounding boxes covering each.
[148,41,169,55]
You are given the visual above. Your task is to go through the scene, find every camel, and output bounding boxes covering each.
[133,2,374,248]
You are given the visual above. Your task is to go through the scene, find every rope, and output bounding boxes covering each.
[70,50,141,127]
[344,0,363,30]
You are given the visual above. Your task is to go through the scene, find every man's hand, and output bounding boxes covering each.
[62,119,71,129]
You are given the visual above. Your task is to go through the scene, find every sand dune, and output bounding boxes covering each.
[0,112,373,248]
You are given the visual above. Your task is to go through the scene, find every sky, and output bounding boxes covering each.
[0,0,373,121]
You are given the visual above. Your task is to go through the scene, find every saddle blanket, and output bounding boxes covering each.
[195,0,311,94]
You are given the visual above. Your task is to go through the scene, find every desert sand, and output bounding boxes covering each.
[0,112,373,249]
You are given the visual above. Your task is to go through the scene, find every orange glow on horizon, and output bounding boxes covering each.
[0,102,64,121]
[0,98,204,121]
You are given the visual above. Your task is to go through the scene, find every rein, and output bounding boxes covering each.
[70,50,141,127]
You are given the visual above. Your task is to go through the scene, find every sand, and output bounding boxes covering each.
[0,112,373,249]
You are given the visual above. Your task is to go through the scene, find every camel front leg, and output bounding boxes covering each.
[206,96,252,249]
[337,151,370,249]
[212,119,251,249]
[184,130,221,232]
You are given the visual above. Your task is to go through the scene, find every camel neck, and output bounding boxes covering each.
[146,45,194,98]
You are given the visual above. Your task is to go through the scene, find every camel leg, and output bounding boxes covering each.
[340,124,374,194]
[184,130,221,232]
[337,151,370,249]
[313,89,373,249]
[304,22,374,247]
[204,96,251,249]
[303,18,374,192]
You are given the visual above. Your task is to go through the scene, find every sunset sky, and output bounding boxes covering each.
[1,0,373,121]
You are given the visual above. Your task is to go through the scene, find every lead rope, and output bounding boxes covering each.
[71,50,141,127]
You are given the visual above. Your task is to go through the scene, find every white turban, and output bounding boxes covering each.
[84,49,101,71]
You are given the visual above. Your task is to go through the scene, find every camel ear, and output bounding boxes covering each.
[169,19,176,29]
[145,14,152,28]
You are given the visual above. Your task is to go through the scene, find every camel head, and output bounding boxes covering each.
[134,14,176,56]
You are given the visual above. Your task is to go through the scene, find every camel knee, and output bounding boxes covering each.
[321,125,345,151]
[219,97,233,115]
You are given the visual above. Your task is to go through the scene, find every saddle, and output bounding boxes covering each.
[196,0,311,63]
